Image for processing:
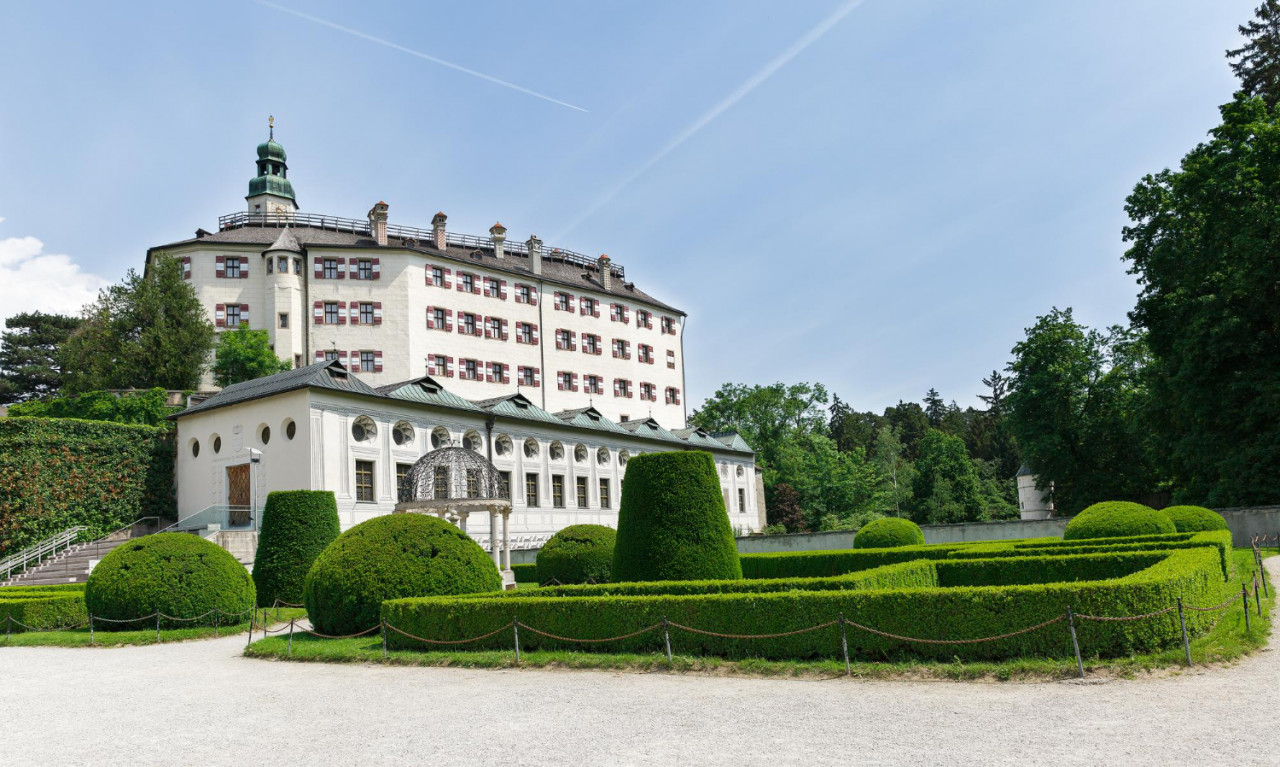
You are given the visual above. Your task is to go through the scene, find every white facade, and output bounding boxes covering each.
[151,134,689,429]
[173,366,761,546]
[1017,467,1054,520]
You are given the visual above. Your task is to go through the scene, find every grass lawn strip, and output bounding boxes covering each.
[0,607,306,647]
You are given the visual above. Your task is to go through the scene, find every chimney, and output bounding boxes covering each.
[489,222,507,260]
[597,254,613,292]
[526,235,542,275]
[432,211,447,250]
[367,201,389,247]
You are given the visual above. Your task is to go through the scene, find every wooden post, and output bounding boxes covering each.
[1177,597,1191,667]
[288,619,295,657]
[1242,584,1251,632]
[155,613,161,642]
[381,621,388,660]
[246,612,254,648]
[89,614,94,646]
[840,613,851,676]
[1066,607,1084,679]
[513,617,521,665]
[663,616,673,664]
[1254,575,1262,617]
[214,611,220,638]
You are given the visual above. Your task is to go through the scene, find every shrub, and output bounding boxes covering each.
[304,514,501,635]
[84,533,254,629]
[0,586,87,632]
[0,417,175,556]
[611,451,742,583]
[384,547,1223,661]
[252,491,341,607]
[741,543,967,579]
[537,524,616,584]
[854,518,925,549]
[1063,501,1174,541]
[511,563,539,584]
[1162,505,1229,533]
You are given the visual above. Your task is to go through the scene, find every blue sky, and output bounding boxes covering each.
[0,0,1255,412]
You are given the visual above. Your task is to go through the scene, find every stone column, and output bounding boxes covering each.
[489,506,501,568]
[502,510,511,570]
[456,510,469,534]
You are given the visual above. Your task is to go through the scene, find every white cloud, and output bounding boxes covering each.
[0,233,110,319]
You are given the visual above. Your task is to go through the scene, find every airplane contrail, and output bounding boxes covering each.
[552,0,866,240]
[255,1,589,113]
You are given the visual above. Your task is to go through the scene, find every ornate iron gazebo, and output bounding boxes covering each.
[394,446,515,587]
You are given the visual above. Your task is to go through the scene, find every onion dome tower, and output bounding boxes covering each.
[246,116,298,216]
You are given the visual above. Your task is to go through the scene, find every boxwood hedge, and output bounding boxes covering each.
[740,542,969,579]
[611,451,742,583]
[854,518,925,549]
[0,586,87,632]
[1162,505,1229,533]
[511,563,539,584]
[383,547,1224,661]
[1063,501,1174,540]
[252,490,341,607]
[536,524,616,585]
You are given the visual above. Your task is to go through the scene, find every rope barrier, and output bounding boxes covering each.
[843,615,1065,645]
[1184,595,1241,612]
[1075,605,1178,622]
[517,621,663,644]
[298,624,383,640]
[667,620,839,640]
[386,621,514,645]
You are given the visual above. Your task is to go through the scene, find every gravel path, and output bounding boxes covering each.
[4,563,1278,766]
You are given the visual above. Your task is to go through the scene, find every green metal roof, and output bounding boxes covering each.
[619,417,683,443]
[248,174,296,201]
[377,376,483,412]
[711,431,754,452]
[257,139,287,162]
[173,360,379,418]
[554,406,633,436]
[471,393,565,425]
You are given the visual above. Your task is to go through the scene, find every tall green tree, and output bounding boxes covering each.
[1228,1,1280,107]
[870,424,914,516]
[909,429,985,524]
[690,381,829,470]
[923,388,946,427]
[0,312,82,403]
[59,255,214,392]
[212,324,291,387]
[1123,94,1280,505]
[828,394,881,454]
[1005,308,1159,514]
[883,401,929,460]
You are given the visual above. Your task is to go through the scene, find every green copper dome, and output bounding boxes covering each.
[256,139,287,162]
[249,173,296,200]
[247,122,296,204]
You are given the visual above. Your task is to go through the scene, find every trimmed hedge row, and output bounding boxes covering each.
[0,417,176,556]
[740,543,970,579]
[0,590,87,632]
[384,547,1224,661]
[511,564,539,583]
[999,531,1233,580]
[933,552,1166,588]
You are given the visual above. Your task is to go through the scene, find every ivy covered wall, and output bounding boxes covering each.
[0,417,176,555]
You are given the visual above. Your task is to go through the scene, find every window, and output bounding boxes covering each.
[260,425,271,445]
[585,375,604,395]
[462,313,477,336]
[324,302,339,325]
[524,438,539,458]
[518,367,536,386]
[460,273,474,293]
[665,387,682,405]
[557,371,577,391]
[490,362,506,382]
[612,339,630,359]
[611,304,624,322]
[355,460,375,502]
[517,284,532,303]
[599,478,611,510]
[225,257,242,278]
[323,258,340,279]
[597,447,610,465]
[552,475,565,508]
[428,355,450,377]
[463,359,479,380]
[555,292,571,311]
[640,382,655,401]
[738,488,746,513]
[285,420,297,440]
[352,416,377,442]
[498,471,511,499]
[525,473,540,507]
[430,308,446,330]
[517,322,534,344]
[429,266,444,286]
[583,334,600,355]
[356,259,373,280]
[191,439,200,458]
[581,297,598,316]
[266,257,273,274]
[225,304,243,327]
[359,303,375,325]
[278,256,288,273]
[662,316,676,334]
[486,317,502,338]
[434,466,451,499]
[484,278,503,298]
[278,312,289,329]
[324,350,340,362]
[397,463,413,499]
[637,309,651,329]
[638,344,652,364]
[667,350,676,369]
[556,329,575,351]
[360,351,376,371]
[576,477,589,508]
[293,257,302,275]
[613,378,632,398]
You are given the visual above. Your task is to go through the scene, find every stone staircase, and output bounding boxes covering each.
[3,537,132,586]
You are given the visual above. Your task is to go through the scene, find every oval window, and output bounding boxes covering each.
[285,419,297,440]
[260,425,271,445]
[213,435,222,454]
[191,440,200,458]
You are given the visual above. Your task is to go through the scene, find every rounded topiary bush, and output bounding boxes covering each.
[1062,501,1175,541]
[85,533,255,629]
[304,514,501,635]
[1162,505,1229,533]
[853,517,925,549]
[537,524,617,584]
[611,451,742,583]
[252,490,341,607]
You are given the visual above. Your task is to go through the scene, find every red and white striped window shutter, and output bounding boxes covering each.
[347,304,359,324]
[445,356,454,377]
[445,309,453,332]
[336,258,346,280]
[315,350,326,362]
[372,258,381,280]
[240,304,250,325]
[313,301,324,325]
[350,352,362,372]
[337,301,347,325]
[500,319,508,341]
[215,256,225,278]
[499,280,508,300]
[182,257,191,280]
[486,362,495,383]
[314,258,324,279]
[215,303,226,327]
[532,367,540,387]
[531,325,539,344]
[426,307,435,329]
[373,302,383,325]
[240,260,249,278]
[374,351,383,373]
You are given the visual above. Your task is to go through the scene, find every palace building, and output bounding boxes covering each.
[148,123,687,429]
[161,124,762,548]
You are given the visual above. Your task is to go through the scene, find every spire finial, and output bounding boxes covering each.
[268,115,274,140]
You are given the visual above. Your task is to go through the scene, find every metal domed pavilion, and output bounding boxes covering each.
[394,445,515,584]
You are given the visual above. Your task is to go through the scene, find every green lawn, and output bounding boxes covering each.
[1,608,307,648]
[243,549,1274,681]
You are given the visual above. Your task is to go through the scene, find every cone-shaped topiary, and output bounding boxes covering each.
[537,524,616,584]
[252,490,341,607]
[611,451,742,582]
[304,513,501,635]
[85,533,255,629]
[1063,501,1174,540]
[853,517,925,549]
[1162,505,1229,533]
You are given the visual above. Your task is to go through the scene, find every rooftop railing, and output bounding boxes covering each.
[216,211,625,279]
